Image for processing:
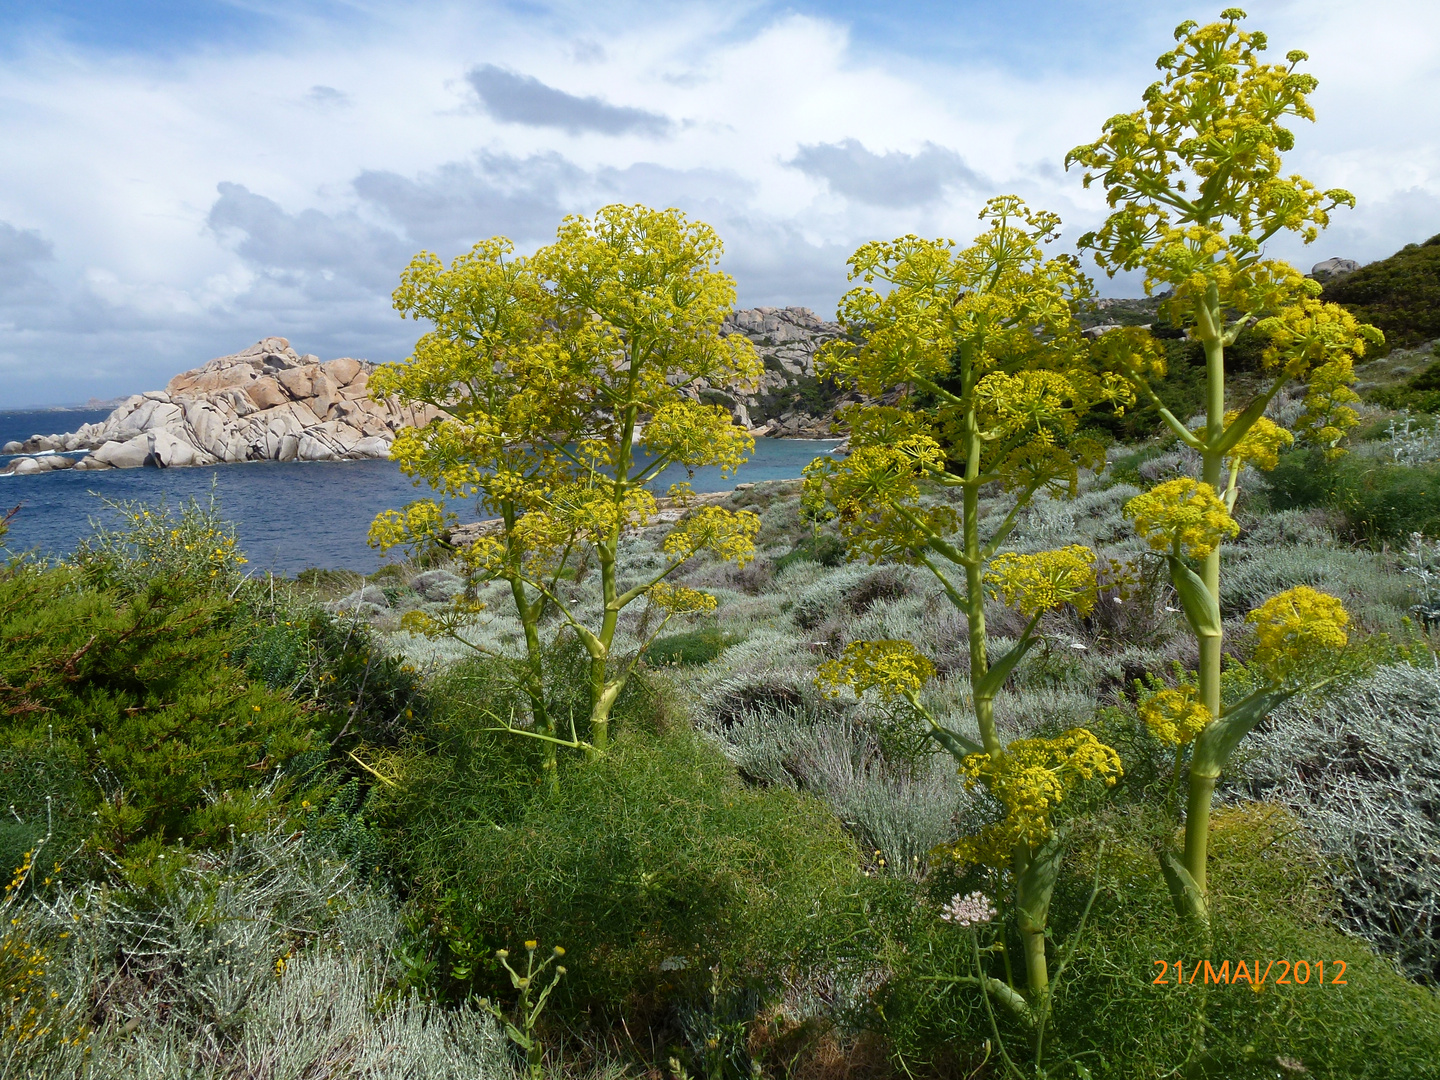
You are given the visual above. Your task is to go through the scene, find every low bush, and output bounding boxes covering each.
[379,672,860,1022]
[0,565,320,867]
[774,532,847,574]
[643,626,736,667]
[1265,447,1440,543]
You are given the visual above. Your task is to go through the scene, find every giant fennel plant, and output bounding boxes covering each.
[1066,9,1376,916]
[370,205,762,782]
[803,197,1127,1025]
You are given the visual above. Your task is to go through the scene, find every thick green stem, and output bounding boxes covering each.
[1013,843,1050,1006]
[505,502,558,790]
[1185,313,1228,893]
[1183,773,1217,898]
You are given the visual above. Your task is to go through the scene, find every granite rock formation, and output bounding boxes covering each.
[3,338,441,474]
[3,312,853,476]
[708,307,850,438]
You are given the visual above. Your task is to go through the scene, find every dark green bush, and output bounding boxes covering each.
[774,532,847,572]
[380,665,859,1020]
[643,626,736,667]
[236,610,427,748]
[1264,448,1440,542]
[0,565,320,864]
[1324,233,1440,350]
[1330,458,1440,541]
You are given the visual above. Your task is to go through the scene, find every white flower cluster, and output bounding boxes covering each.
[939,891,997,928]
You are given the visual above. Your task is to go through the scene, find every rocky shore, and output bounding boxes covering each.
[2,337,439,475]
[3,309,851,476]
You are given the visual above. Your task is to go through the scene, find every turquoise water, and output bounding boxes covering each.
[0,410,838,574]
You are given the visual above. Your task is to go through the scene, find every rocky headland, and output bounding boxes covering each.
[3,337,441,476]
[2,308,851,476]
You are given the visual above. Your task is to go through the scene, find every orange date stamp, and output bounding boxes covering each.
[1152,959,1347,988]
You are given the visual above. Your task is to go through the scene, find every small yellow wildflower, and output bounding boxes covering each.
[1124,478,1239,559]
[1246,586,1349,683]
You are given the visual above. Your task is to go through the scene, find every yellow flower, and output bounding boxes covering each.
[647,582,718,617]
[1222,413,1294,472]
[943,729,1122,867]
[1124,478,1238,559]
[815,639,935,702]
[985,545,1099,617]
[1246,586,1349,683]
[1139,685,1212,745]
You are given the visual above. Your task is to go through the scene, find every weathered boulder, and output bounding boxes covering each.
[1,441,22,454]
[1311,257,1361,283]
[93,436,152,469]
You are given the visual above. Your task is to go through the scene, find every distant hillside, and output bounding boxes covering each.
[1324,234,1440,350]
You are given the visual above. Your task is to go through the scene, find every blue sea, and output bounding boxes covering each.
[0,408,838,575]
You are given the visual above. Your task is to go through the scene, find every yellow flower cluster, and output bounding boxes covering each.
[1139,684,1212,745]
[815,639,935,702]
[1246,586,1350,683]
[662,506,761,566]
[984,545,1099,618]
[367,499,454,554]
[945,729,1123,868]
[1223,413,1294,472]
[647,582,718,616]
[640,401,755,479]
[1124,479,1239,559]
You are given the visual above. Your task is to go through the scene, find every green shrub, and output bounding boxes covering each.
[774,532,847,573]
[870,805,1440,1079]
[1262,448,1338,511]
[643,626,736,667]
[379,671,859,1020]
[1324,233,1440,350]
[0,565,320,864]
[236,610,427,748]
[1331,458,1440,542]
[70,492,248,596]
[1264,448,1440,543]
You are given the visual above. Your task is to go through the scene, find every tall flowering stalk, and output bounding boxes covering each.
[370,208,763,780]
[1066,9,1377,913]
[806,198,1125,1011]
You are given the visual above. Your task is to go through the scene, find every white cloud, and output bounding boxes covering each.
[0,0,1436,405]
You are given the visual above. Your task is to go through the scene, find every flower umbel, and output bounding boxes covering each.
[1139,684,1212,745]
[939,891,997,928]
[815,639,935,702]
[1246,586,1350,684]
[944,729,1123,868]
[985,544,1099,618]
[1124,478,1239,559]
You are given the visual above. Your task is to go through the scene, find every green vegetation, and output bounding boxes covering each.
[1324,234,1440,349]
[7,11,1440,1079]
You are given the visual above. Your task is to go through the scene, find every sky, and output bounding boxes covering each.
[0,0,1436,407]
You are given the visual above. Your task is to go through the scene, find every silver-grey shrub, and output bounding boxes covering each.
[1240,662,1440,982]
[15,827,510,1079]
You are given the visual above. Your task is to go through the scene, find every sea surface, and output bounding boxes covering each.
[0,409,839,575]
